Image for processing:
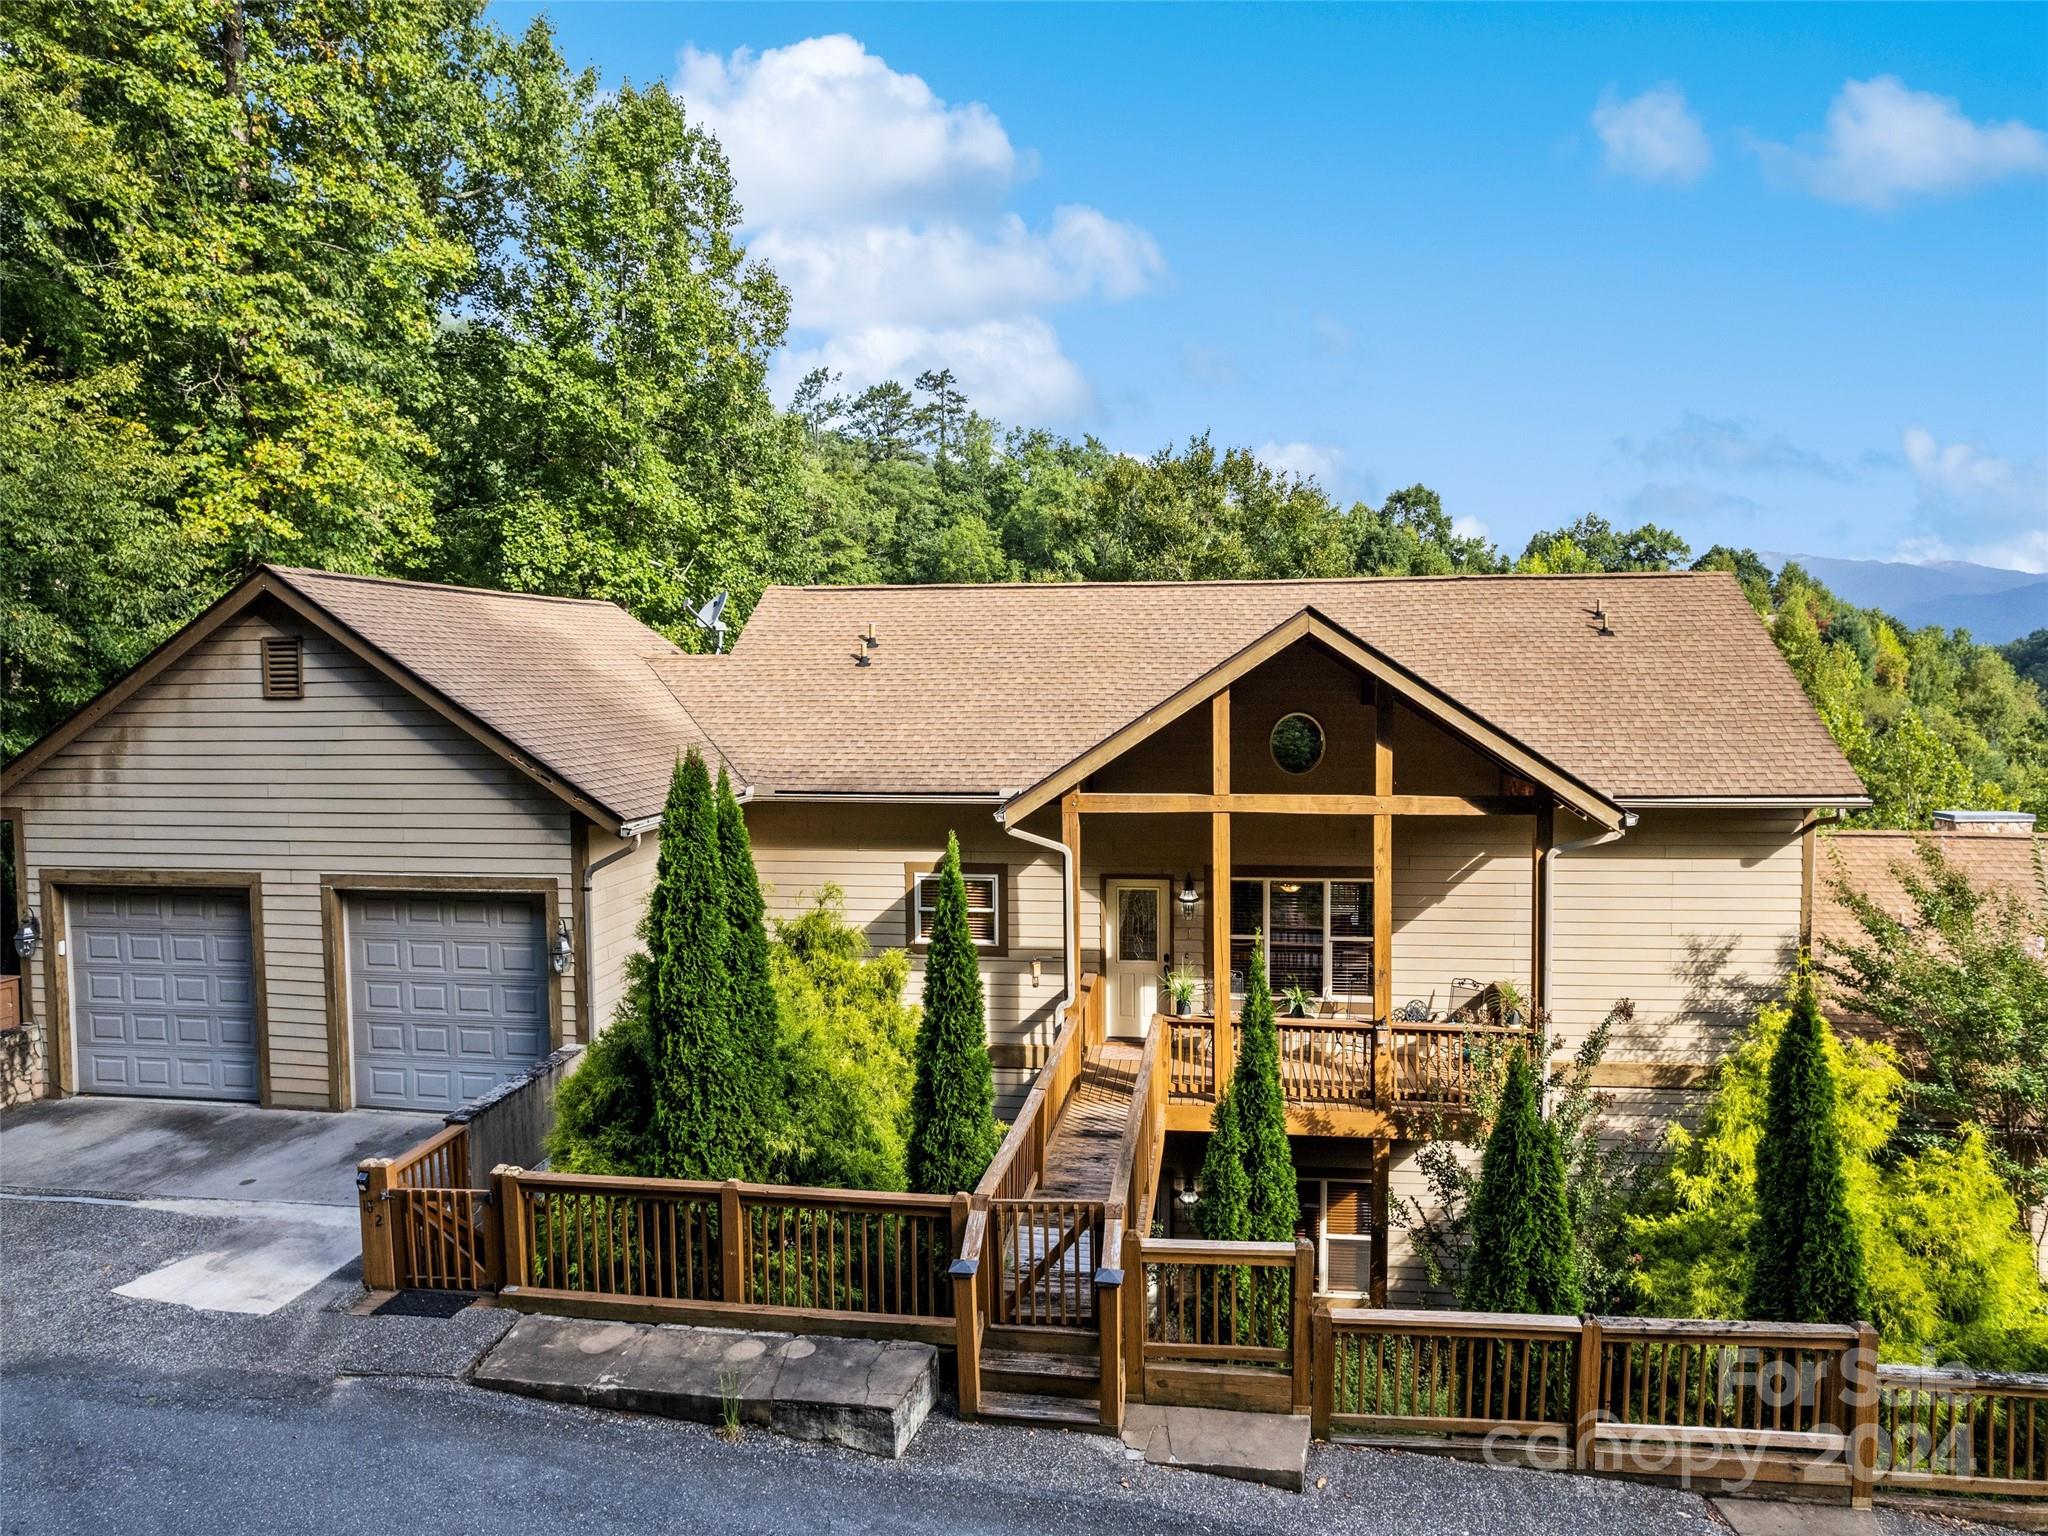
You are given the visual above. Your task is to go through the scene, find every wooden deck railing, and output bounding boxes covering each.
[1127,1237,1314,1416]
[975,974,1103,1204]
[1314,1307,1581,1448]
[1167,1013,1530,1115]
[495,1167,963,1344]
[1097,1014,1169,1429]
[1875,1363,2048,1497]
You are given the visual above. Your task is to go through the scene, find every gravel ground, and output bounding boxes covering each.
[1,1194,2027,1536]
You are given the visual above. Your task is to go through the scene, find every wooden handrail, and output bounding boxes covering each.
[975,973,1100,1202]
[1141,1237,1299,1264]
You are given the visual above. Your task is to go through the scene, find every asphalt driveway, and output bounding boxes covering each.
[0,1096,440,1314]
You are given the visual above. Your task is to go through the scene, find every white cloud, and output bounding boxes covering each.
[753,207,1163,331]
[1452,516,1490,543]
[1899,427,2048,573]
[678,35,1019,225]
[1257,441,1345,486]
[1754,76,2048,208]
[679,36,1162,423]
[1592,85,1712,183]
[773,317,1091,424]
[1623,413,1843,479]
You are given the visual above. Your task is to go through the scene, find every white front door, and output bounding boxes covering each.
[1104,879,1170,1039]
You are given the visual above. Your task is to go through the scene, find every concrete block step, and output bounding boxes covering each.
[976,1389,1110,1433]
[473,1315,937,1458]
[980,1348,1101,1400]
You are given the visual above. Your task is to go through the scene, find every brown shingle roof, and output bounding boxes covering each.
[652,571,1866,804]
[1815,828,2046,957]
[268,567,721,823]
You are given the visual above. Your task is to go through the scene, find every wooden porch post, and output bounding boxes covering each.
[1371,691,1394,1026]
[1062,790,1082,996]
[1209,691,1234,1085]
[1531,800,1554,1013]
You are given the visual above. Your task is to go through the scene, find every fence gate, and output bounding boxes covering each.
[988,1198,1104,1327]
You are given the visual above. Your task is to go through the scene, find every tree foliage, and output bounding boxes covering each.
[1462,1048,1583,1314]
[765,886,917,1191]
[1822,836,2048,1211]
[1744,976,1871,1326]
[1627,993,2048,1368]
[1391,999,1653,1311]
[1195,934,1298,1244]
[905,832,1000,1194]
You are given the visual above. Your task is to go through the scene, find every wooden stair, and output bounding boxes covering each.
[980,1348,1101,1401]
[975,1389,1108,1432]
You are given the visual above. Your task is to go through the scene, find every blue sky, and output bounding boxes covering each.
[492,3,2048,571]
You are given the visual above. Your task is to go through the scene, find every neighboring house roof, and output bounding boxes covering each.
[2,565,714,828]
[651,571,1867,807]
[1814,827,2047,960]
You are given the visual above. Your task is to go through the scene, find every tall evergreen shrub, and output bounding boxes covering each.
[715,766,780,1169]
[905,832,1000,1193]
[645,749,746,1180]
[1463,1048,1581,1314]
[1744,973,1871,1325]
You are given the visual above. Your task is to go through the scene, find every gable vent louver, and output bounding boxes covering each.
[260,635,304,700]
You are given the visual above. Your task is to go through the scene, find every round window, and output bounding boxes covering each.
[1269,712,1325,775]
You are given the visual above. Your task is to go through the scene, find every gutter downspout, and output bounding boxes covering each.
[999,812,1076,1024]
[579,830,645,1035]
[1541,811,1638,1014]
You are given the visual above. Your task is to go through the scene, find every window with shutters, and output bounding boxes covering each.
[907,863,1006,955]
[260,636,304,700]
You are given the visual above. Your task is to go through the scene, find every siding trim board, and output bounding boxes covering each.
[318,874,565,1111]
[37,868,272,1106]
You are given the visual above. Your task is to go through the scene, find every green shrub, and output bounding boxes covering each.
[1628,989,2048,1368]
[905,832,1000,1193]
[545,957,658,1175]
[765,885,917,1191]
[716,766,781,1171]
[1745,974,1870,1325]
[1233,933,1300,1246]
[1463,1048,1581,1314]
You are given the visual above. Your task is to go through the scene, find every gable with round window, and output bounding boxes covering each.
[1268,712,1325,774]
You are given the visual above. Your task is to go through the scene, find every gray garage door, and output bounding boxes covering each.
[71,889,258,1101]
[348,893,548,1112]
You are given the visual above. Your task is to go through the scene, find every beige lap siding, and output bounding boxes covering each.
[1548,808,1804,1064]
[584,826,661,1035]
[12,610,578,1108]
[744,802,1066,1116]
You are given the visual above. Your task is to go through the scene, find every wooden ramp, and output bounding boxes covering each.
[1038,1041,1141,1200]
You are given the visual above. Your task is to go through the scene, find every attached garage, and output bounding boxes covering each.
[71,889,259,1102]
[346,892,550,1112]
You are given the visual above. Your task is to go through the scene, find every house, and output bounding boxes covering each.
[1,564,1867,1299]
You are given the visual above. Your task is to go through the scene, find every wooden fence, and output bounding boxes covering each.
[1126,1237,1314,1415]
[495,1167,964,1345]
[357,1123,496,1291]
[1875,1363,2048,1497]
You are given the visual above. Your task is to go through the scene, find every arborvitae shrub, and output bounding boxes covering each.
[905,832,1000,1193]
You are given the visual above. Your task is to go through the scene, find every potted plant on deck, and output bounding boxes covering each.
[1165,968,1201,1018]
[1283,985,1315,1019]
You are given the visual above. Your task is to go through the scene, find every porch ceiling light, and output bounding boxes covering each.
[1178,874,1198,915]
[549,918,573,975]
[1277,880,1303,894]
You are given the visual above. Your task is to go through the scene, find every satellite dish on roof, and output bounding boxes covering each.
[690,592,730,653]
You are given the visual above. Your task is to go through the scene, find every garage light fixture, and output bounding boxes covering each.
[11,910,37,960]
[549,918,572,975]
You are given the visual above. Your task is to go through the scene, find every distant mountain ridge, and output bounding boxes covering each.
[1765,553,2048,645]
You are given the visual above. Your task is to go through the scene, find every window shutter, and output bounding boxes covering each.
[260,636,304,700]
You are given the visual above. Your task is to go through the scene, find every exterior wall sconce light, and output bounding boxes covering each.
[11,909,38,960]
[549,918,573,975]
[1177,874,1198,916]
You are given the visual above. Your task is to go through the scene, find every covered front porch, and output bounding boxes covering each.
[1003,606,1627,1142]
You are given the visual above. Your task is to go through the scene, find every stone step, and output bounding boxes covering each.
[473,1315,937,1458]
[975,1389,1110,1433]
[980,1348,1101,1400]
